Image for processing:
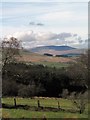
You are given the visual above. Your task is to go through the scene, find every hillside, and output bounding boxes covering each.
[29,45,84,56]
[30,45,75,52]
[16,46,86,68]
[17,50,75,64]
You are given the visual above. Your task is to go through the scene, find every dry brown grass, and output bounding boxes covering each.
[16,53,75,63]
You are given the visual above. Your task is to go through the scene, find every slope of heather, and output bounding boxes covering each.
[17,50,75,63]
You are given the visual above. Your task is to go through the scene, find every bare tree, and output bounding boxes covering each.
[70,92,88,114]
[2,37,22,68]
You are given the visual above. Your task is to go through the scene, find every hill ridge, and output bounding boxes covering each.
[30,45,76,52]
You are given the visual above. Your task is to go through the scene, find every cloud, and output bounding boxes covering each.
[29,22,35,25]
[12,31,36,42]
[85,39,88,43]
[57,33,72,40]
[36,23,44,26]
[2,0,88,2]
[29,22,44,26]
[73,34,78,37]
[2,1,87,39]
[5,31,84,48]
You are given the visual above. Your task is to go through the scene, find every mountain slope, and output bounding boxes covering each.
[30,45,76,53]
[28,45,85,56]
[17,50,75,63]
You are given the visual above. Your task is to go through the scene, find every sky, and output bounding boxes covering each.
[0,0,88,48]
[1,0,89,2]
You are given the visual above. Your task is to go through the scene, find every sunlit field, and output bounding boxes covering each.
[2,97,88,118]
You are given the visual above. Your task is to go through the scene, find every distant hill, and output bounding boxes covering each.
[29,45,85,56]
[30,45,76,52]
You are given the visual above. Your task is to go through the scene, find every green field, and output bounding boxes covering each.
[1,97,88,118]
[33,61,69,68]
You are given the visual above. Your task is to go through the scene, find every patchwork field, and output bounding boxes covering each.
[18,54,75,63]
[16,51,76,68]
[1,97,88,119]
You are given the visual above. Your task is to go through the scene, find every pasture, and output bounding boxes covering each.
[33,61,69,68]
[15,50,77,68]
[17,51,75,64]
[1,97,88,118]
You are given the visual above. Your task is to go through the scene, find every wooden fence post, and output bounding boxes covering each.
[38,100,40,108]
[58,101,60,109]
[14,97,16,107]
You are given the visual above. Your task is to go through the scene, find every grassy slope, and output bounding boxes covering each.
[2,97,88,118]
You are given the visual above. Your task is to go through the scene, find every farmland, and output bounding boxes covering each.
[2,97,88,118]
[19,51,75,63]
[16,50,75,68]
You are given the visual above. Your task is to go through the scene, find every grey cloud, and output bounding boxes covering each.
[45,32,73,41]
[29,22,44,26]
[67,41,76,44]
[78,37,83,43]
[78,36,81,40]
[36,23,44,26]
[73,34,78,37]
[10,31,83,48]
[85,39,88,43]
[78,40,83,43]
[29,22,35,25]
[57,33,72,40]
[12,31,36,42]
[20,36,36,42]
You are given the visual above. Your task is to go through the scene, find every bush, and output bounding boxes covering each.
[2,80,18,96]
[61,89,69,98]
[18,84,45,97]
[18,85,30,97]
[70,91,88,114]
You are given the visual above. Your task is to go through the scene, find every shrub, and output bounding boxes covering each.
[61,89,69,98]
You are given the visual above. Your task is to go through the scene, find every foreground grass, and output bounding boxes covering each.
[2,97,88,118]
[2,108,88,119]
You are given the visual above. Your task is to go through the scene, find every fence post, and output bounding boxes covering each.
[58,101,60,109]
[14,97,16,107]
[38,100,40,108]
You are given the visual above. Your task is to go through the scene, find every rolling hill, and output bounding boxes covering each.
[30,45,75,52]
[15,46,86,68]
[18,50,75,63]
[29,45,84,56]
